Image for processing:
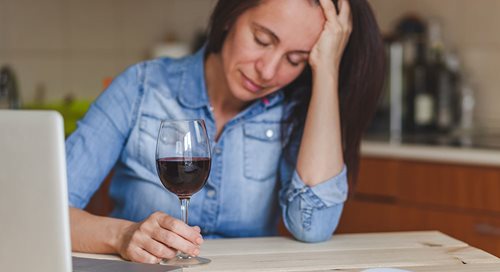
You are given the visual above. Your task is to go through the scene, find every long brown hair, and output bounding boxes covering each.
[206,0,386,186]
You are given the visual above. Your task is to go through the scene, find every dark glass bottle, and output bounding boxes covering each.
[395,15,428,135]
[409,40,436,133]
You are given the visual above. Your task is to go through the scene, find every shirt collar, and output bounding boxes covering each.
[177,46,285,110]
[261,90,284,109]
[177,47,210,109]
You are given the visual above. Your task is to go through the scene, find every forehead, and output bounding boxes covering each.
[243,0,325,51]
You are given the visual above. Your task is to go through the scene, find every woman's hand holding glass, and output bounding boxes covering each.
[115,211,203,264]
[115,119,211,265]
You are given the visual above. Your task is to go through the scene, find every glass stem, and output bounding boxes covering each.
[180,198,190,225]
[179,198,191,259]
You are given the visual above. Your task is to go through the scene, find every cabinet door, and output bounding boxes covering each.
[355,158,399,199]
[356,158,500,213]
[337,199,500,257]
[396,160,500,213]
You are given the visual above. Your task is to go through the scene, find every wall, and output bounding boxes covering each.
[1,0,499,131]
[0,0,216,102]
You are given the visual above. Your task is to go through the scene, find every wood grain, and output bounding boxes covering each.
[197,231,466,257]
[184,247,496,272]
[73,232,499,272]
[326,263,500,272]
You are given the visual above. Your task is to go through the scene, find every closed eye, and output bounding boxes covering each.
[287,54,307,67]
[287,57,301,66]
[254,36,270,47]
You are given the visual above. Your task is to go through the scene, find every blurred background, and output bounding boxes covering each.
[1,0,500,135]
[1,0,500,140]
[0,0,215,133]
[1,0,499,257]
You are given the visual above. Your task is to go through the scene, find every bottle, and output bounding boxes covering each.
[426,19,458,133]
[394,15,427,134]
[0,66,21,109]
[409,39,436,133]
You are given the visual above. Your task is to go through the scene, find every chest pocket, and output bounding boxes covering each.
[138,114,162,174]
[243,122,282,181]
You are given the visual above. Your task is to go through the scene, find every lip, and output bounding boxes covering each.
[240,72,264,93]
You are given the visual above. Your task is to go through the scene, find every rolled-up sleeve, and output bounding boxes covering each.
[279,149,348,242]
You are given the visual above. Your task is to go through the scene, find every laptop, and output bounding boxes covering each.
[0,110,181,272]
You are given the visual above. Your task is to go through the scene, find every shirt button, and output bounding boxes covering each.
[266,129,274,138]
[206,190,216,198]
[214,147,222,155]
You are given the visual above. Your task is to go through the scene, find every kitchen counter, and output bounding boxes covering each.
[361,140,500,167]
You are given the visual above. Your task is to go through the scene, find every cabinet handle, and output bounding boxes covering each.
[475,223,500,237]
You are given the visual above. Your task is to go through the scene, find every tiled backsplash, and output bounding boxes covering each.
[1,0,499,129]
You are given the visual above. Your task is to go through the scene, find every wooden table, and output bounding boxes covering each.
[73,231,500,271]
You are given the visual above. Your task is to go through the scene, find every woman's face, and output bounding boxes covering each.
[220,0,325,102]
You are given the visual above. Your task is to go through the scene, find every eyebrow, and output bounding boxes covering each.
[252,23,310,55]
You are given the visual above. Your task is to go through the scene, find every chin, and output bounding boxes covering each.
[227,79,259,102]
[233,86,260,102]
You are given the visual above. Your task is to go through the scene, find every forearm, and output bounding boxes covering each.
[296,70,344,186]
[69,207,133,254]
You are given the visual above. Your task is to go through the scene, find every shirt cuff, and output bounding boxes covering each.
[287,165,348,208]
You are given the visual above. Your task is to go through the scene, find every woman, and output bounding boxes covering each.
[67,0,385,264]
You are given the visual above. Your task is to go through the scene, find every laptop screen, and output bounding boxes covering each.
[0,110,72,272]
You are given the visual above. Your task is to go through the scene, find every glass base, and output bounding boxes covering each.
[160,255,211,267]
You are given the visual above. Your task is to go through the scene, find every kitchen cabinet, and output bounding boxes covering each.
[337,156,500,257]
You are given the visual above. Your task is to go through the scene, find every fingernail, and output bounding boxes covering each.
[193,248,200,256]
[196,237,204,245]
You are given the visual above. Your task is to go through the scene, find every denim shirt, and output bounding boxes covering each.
[66,47,348,242]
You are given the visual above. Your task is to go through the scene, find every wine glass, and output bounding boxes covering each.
[155,119,211,267]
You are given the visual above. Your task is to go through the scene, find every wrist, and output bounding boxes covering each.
[110,219,134,253]
[309,58,340,74]
[311,64,339,80]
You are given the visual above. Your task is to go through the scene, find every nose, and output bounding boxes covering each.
[255,51,281,82]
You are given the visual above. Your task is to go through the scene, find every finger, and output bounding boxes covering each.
[152,228,200,257]
[142,237,177,260]
[129,246,161,264]
[192,225,202,233]
[318,0,339,22]
[338,0,352,27]
[158,215,204,245]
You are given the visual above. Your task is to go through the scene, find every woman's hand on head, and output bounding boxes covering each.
[309,0,352,72]
[115,211,203,264]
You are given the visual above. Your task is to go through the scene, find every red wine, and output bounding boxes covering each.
[156,157,211,198]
